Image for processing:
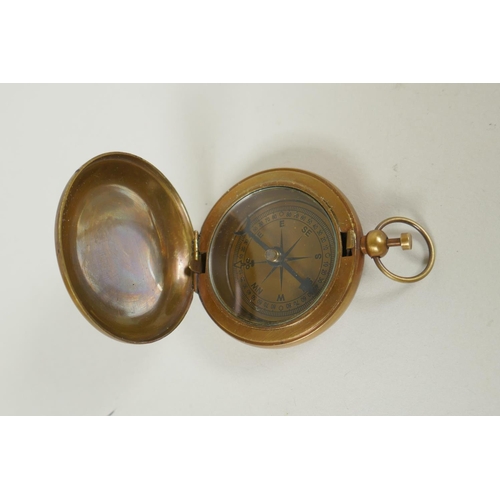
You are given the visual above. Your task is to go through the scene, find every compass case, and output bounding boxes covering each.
[56,153,365,347]
[197,169,364,346]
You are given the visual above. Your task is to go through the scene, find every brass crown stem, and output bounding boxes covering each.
[361,217,435,283]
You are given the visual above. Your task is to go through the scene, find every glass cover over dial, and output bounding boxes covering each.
[209,187,339,326]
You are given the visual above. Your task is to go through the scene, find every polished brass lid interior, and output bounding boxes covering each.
[55,152,194,343]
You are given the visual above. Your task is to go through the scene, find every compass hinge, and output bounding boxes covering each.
[189,230,206,292]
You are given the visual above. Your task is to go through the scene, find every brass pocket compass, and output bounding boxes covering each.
[55,152,435,346]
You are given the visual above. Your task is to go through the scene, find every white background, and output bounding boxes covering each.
[1,83,499,415]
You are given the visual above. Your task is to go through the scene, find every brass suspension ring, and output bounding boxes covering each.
[374,217,435,283]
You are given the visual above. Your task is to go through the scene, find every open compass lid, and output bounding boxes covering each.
[55,152,194,343]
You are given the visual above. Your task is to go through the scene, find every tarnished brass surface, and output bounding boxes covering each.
[197,169,364,346]
[55,152,194,343]
[388,233,412,250]
[361,217,435,283]
[361,229,391,258]
[361,230,413,257]
[56,152,434,346]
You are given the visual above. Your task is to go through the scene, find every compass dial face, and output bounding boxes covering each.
[209,187,339,326]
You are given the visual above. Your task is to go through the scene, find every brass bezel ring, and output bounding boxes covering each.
[373,217,435,283]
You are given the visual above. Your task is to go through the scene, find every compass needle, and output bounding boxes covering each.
[213,185,340,332]
[285,256,312,262]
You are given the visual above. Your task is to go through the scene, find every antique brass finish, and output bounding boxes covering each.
[55,152,435,347]
[55,152,194,343]
[190,230,204,293]
[361,230,391,258]
[197,169,364,346]
[361,217,435,283]
[346,229,356,250]
[361,230,412,257]
[388,233,412,250]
